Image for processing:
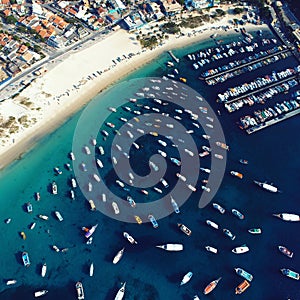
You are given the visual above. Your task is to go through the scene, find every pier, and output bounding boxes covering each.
[202,48,291,82]
[246,107,300,134]
[222,74,298,105]
[168,51,179,63]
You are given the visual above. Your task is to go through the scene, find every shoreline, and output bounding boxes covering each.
[0,21,268,170]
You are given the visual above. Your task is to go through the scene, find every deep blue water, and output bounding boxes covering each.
[0,28,300,300]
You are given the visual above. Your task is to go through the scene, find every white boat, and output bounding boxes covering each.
[273,213,300,222]
[76,281,84,300]
[93,174,101,182]
[114,282,126,300]
[112,202,120,215]
[200,167,210,174]
[158,139,167,147]
[156,244,183,251]
[98,146,104,155]
[52,181,57,195]
[96,159,103,168]
[41,263,47,277]
[180,271,193,286]
[123,231,137,244]
[69,152,75,160]
[6,280,17,285]
[254,180,278,192]
[86,237,93,245]
[89,262,94,277]
[171,197,180,213]
[84,146,91,155]
[187,184,196,192]
[206,220,219,229]
[116,180,124,188]
[34,290,48,298]
[55,211,63,221]
[71,178,77,188]
[160,178,169,188]
[205,246,218,254]
[30,222,36,230]
[89,200,96,211]
[232,244,249,254]
[176,173,186,182]
[52,245,60,252]
[113,247,125,264]
[39,214,49,221]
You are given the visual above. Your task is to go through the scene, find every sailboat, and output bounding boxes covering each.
[114,282,126,300]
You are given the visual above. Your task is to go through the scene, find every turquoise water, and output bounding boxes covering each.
[1,29,300,299]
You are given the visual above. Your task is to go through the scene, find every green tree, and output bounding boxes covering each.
[233,7,244,15]
[5,15,17,25]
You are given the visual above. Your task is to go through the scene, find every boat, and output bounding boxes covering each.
[114,282,126,300]
[254,180,279,193]
[248,228,261,234]
[239,159,248,165]
[141,189,148,195]
[180,271,193,285]
[203,277,222,295]
[148,214,159,228]
[34,290,48,298]
[85,224,98,238]
[178,223,192,236]
[278,245,293,258]
[52,245,60,252]
[70,190,75,199]
[200,167,210,174]
[193,296,200,300]
[123,231,137,244]
[41,263,47,277]
[232,244,249,254]
[187,184,196,192]
[206,220,219,229]
[89,262,94,276]
[93,174,101,182]
[205,246,218,254]
[179,77,187,83]
[156,244,183,251]
[232,209,244,220]
[109,106,117,112]
[26,202,33,213]
[127,196,136,208]
[30,222,36,230]
[38,214,49,220]
[281,268,300,280]
[235,267,253,282]
[273,213,300,221]
[81,163,87,172]
[213,203,225,214]
[6,280,17,285]
[76,281,85,300]
[171,197,180,213]
[235,280,250,294]
[55,211,63,221]
[216,141,229,150]
[22,252,30,267]
[20,231,26,240]
[113,247,125,264]
[112,202,120,215]
[5,218,11,224]
[230,171,243,179]
[214,154,223,160]
[170,157,181,166]
[71,178,77,188]
[176,173,186,182]
[52,181,58,195]
[89,200,96,211]
[98,146,104,155]
[134,215,142,224]
[223,228,236,240]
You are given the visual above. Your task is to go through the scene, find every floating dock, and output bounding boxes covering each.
[168,51,179,63]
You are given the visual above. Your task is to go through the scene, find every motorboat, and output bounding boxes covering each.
[114,282,126,300]
[170,157,181,166]
[156,244,183,251]
[55,211,63,221]
[230,171,243,179]
[278,245,293,258]
[123,232,137,244]
[180,271,193,286]
[52,245,60,252]
[113,247,125,264]
[54,167,62,174]
[203,277,222,295]
[127,196,136,208]
[112,202,120,215]
[22,252,30,267]
[134,215,142,224]
[281,268,299,280]
[205,246,218,254]
[232,209,244,220]
[176,173,186,182]
[76,281,85,300]
[235,280,250,294]
[273,213,300,221]
[206,220,219,229]
[178,223,192,236]
[52,181,58,195]
[213,203,225,214]
[148,214,159,228]
[223,228,236,240]
[41,263,47,277]
[6,280,17,285]
[20,231,26,240]
[89,200,96,211]
[171,197,180,213]
[235,267,253,282]
[89,262,94,277]
[248,228,261,234]
[232,244,249,254]
[85,224,98,238]
[38,215,49,221]
[254,180,279,193]
[26,202,33,213]
[34,290,48,298]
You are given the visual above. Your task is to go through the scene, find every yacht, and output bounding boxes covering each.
[39,215,49,221]
[26,202,33,213]
[6,280,17,285]
[212,203,225,214]
[114,282,126,300]
[55,211,63,221]
[230,171,243,179]
[76,281,85,300]
[223,228,236,240]
[112,202,120,215]
[278,245,293,258]
[148,214,159,228]
[180,271,193,286]
[281,268,300,280]
[89,200,96,211]
[235,280,250,294]
[176,173,186,182]
[171,197,180,213]
[232,209,244,220]
[30,222,36,230]
[96,159,103,168]
[205,246,218,254]
[89,262,94,277]
[113,248,125,264]
[69,152,75,160]
[206,220,219,230]
[254,180,278,193]
[170,157,181,166]
[85,224,98,238]
[34,290,48,298]
[22,252,30,267]
[123,232,137,244]
[232,244,249,254]
[127,196,136,208]
[84,146,91,155]
[203,277,222,295]
[52,181,58,195]
[71,178,77,188]
[160,178,169,188]
[248,228,261,234]
[156,244,183,251]
[273,213,300,221]
[235,267,253,282]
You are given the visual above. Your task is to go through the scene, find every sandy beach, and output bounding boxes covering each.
[0,11,267,169]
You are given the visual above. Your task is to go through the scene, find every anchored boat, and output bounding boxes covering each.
[156,244,183,251]
[178,223,192,236]
[273,213,300,222]
[235,267,253,282]
[113,248,125,264]
[203,277,222,295]
[232,244,249,254]
[114,282,126,300]
[254,180,279,193]
[180,271,193,286]
[235,280,250,294]
[278,245,293,258]
[280,268,299,280]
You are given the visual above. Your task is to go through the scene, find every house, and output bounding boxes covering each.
[20,51,33,64]
[123,12,145,31]
[47,35,64,48]
[7,61,21,76]
[161,0,182,15]
[189,0,213,9]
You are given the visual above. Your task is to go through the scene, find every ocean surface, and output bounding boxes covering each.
[1,28,300,300]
